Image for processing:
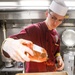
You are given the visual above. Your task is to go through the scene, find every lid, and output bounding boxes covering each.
[62,29,75,47]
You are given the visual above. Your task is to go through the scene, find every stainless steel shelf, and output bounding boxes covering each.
[0,65,23,72]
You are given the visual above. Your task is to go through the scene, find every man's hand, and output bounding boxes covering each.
[56,56,64,71]
[2,38,34,62]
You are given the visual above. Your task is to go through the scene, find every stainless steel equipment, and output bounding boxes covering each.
[1,20,14,68]
[62,29,75,75]
[62,29,75,47]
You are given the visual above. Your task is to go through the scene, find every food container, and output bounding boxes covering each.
[25,44,48,62]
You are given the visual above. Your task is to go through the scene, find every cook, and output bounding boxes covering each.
[1,0,68,73]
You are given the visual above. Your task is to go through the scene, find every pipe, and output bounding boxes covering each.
[2,20,7,40]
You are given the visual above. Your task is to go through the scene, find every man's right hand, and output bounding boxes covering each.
[2,38,34,62]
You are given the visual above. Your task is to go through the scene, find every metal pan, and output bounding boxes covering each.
[62,29,75,47]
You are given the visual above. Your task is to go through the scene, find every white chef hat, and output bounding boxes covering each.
[49,0,68,16]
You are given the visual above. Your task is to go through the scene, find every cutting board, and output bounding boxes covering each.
[16,71,68,75]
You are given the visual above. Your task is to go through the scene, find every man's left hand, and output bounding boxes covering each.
[56,56,64,71]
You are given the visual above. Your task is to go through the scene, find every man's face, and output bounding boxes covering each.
[46,11,65,30]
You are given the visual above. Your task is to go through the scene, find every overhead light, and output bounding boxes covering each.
[0,2,17,6]
[0,1,49,7]
[18,6,48,10]
[68,7,75,10]
[19,0,50,7]
[18,0,50,10]
[64,1,75,7]
[0,2,17,9]
[64,1,75,10]
[0,1,50,10]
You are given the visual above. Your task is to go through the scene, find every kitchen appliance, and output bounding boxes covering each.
[62,29,75,75]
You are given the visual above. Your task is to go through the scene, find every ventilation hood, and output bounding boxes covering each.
[0,0,75,11]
